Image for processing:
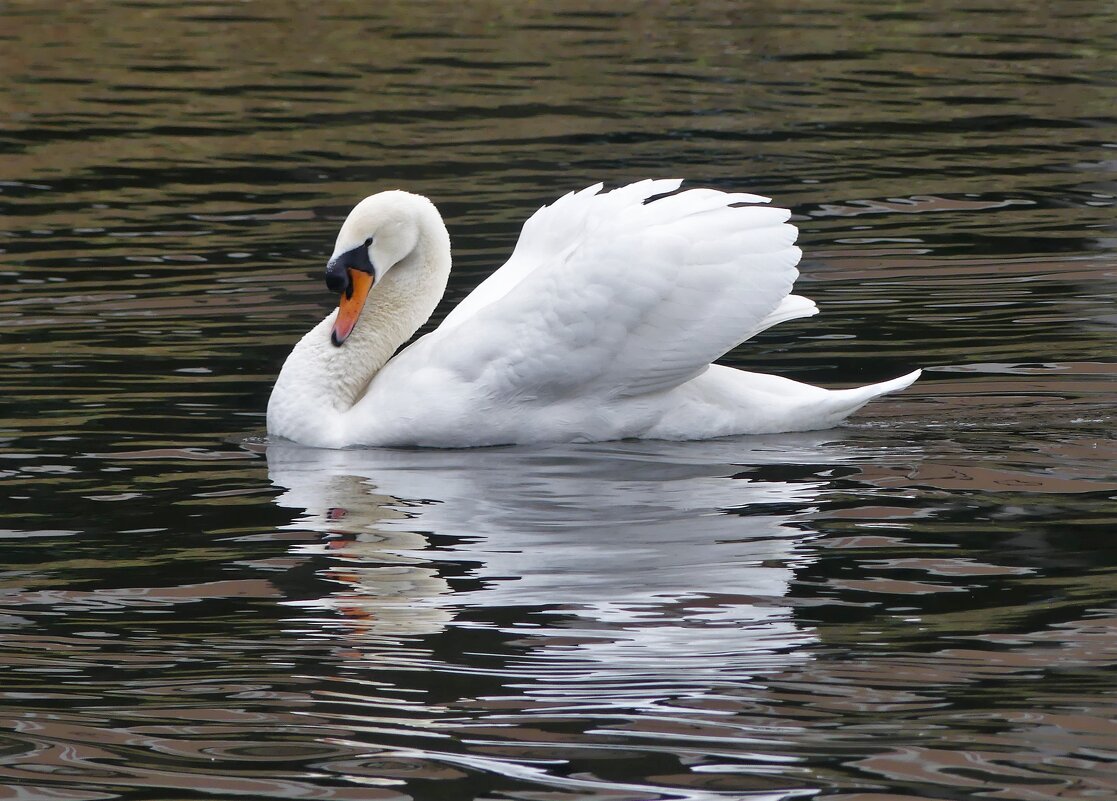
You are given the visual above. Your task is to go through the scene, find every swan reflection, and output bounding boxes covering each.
[266,435,863,682]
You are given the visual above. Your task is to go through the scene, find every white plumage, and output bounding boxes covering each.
[267,180,919,448]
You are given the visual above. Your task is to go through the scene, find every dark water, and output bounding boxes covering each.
[3,2,1116,799]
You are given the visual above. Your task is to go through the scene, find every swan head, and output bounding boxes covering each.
[324,190,438,346]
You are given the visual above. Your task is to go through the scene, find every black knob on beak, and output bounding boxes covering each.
[325,238,375,297]
[325,259,350,294]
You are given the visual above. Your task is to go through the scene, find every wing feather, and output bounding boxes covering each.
[415,182,803,403]
[438,179,682,330]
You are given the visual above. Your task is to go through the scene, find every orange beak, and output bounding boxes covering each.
[331,269,374,346]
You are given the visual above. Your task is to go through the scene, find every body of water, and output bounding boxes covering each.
[2,2,1115,799]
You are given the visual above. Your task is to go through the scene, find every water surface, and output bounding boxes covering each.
[2,2,1116,799]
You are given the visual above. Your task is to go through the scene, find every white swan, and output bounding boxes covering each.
[267,180,920,448]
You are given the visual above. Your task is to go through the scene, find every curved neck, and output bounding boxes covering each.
[268,203,451,447]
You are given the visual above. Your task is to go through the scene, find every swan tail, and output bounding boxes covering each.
[653,366,921,439]
[815,368,922,425]
[841,368,922,400]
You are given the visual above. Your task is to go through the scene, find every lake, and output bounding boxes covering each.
[2,2,1115,799]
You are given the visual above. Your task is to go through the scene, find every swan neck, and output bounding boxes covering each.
[267,198,450,447]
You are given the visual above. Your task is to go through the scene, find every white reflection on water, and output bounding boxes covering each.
[265,435,869,684]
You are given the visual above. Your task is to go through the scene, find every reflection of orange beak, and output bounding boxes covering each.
[331,269,374,346]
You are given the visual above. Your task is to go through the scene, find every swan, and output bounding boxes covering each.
[267,180,920,448]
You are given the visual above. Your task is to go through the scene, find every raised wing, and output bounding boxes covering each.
[405,182,802,403]
[438,179,687,329]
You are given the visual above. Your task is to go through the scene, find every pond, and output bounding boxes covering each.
[2,2,1115,799]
